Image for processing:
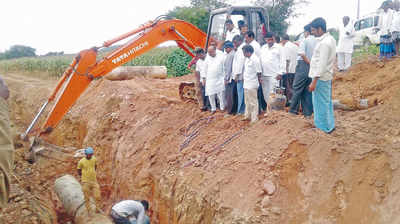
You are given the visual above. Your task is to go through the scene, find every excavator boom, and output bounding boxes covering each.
[23,6,270,139]
[23,16,206,138]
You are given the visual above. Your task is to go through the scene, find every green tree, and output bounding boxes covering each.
[166,48,192,77]
[253,0,308,35]
[4,45,36,59]
[190,0,229,10]
[168,6,210,32]
[168,0,229,33]
[328,28,339,42]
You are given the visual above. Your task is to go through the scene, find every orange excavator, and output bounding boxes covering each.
[22,6,269,140]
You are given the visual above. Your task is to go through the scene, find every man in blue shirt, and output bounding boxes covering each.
[289,24,318,118]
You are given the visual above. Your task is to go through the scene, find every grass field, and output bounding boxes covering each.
[0,46,182,78]
[353,44,379,64]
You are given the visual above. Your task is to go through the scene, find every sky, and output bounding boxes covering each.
[0,0,385,55]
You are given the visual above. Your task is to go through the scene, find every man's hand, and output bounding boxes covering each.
[276,75,282,80]
[257,73,262,84]
[234,74,240,82]
[308,79,317,92]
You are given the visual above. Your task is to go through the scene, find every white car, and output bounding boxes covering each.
[353,12,380,46]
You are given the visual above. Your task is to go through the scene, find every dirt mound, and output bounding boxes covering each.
[333,57,400,111]
[2,58,400,224]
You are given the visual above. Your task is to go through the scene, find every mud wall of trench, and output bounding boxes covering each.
[7,76,400,224]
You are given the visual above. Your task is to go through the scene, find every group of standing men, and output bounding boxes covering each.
[191,17,336,134]
[377,0,400,59]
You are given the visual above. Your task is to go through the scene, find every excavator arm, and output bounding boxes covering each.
[23,16,206,138]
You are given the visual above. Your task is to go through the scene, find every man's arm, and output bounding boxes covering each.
[202,60,208,86]
[301,54,310,65]
[224,54,234,83]
[308,77,319,92]
[254,56,263,83]
[309,43,329,92]
[134,204,146,224]
[299,39,310,64]
[286,59,290,74]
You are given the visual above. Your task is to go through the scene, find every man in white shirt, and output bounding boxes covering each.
[110,200,150,224]
[203,45,226,113]
[279,34,299,105]
[232,35,246,114]
[309,17,336,134]
[337,16,355,72]
[260,32,284,115]
[391,1,400,56]
[289,24,318,118]
[192,47,208,111]
[225,19,240,42]
[244,30,265,111]
[242,44,262,123]
[244,31,261,57]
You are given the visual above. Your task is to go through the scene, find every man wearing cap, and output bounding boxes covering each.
[77,147,101,215]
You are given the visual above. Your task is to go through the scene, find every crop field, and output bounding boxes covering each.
[0,46,190,78]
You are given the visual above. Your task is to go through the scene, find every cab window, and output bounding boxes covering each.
[252,11,267,45]
[374,16,379,27]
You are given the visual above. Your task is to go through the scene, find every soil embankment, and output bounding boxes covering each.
[2,57,400,223]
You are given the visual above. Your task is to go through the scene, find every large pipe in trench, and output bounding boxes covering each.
[54,175,112,224]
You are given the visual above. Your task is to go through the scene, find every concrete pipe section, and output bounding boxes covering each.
[106,66,167,80]
[54,175,112,224]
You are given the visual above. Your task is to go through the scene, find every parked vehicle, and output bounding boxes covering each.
[353,12,380,46]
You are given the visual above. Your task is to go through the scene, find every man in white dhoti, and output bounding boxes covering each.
[203,46,226,113]
[337,16,355,72]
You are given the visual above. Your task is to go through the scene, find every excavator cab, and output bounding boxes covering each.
[206,6,269,49]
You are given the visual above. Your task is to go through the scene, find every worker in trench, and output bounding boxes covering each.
[77,147,101,216]
[0,75,14,212]
[110,200,150,224]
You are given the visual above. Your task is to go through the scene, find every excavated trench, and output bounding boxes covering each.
[4,60,400,224]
